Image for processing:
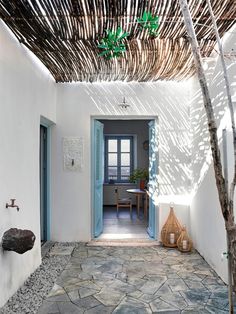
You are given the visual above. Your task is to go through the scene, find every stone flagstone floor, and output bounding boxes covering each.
[37,243,234,314]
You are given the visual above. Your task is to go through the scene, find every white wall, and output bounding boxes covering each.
[190,25,236,282]
[0,21,56,307]
[52,81,191,242]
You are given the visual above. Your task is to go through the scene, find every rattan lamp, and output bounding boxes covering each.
[161,204,182,247]
[177,226,193,252]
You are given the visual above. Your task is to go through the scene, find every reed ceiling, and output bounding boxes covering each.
[0,0,235,82]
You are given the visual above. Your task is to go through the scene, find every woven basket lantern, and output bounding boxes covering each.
[177,226,193,253]
[161,205,182,247]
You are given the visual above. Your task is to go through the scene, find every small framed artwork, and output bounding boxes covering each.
[63,137,84,171]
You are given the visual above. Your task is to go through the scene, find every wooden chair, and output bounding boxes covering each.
[115,187,132,218]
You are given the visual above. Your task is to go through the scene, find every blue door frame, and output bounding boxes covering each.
[40,117,53,241]
[40,125,48,241]
[91,117,159,240]
[92,120,104,237]
[147,119,159,239]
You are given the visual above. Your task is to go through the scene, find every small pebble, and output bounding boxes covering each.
[0,242,74,314]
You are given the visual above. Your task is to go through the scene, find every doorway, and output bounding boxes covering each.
[40,125,48,243]
[92,117,159,240]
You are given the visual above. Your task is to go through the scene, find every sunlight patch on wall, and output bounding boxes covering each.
[158,194,192,206]
[59,80,191,196]
[191,57,236,194]
[191,108,231,198]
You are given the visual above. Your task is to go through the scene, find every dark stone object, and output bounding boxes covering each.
[2,228,36,254]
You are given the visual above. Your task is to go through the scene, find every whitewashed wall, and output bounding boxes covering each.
[52,81,191,242]
[0,21,56,307]
[190,25,236,282]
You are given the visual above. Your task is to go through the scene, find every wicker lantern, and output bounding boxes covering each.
[161,204,182,247]
[177,226,193,252]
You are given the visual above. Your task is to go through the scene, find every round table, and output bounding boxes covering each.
[126,189,148,219]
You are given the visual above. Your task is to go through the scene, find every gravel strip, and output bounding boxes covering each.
[0,242,76,314]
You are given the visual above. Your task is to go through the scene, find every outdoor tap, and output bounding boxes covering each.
[6,199,20,211]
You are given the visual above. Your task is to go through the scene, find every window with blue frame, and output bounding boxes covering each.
[104,136,134,183]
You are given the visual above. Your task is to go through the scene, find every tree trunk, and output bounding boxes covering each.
[227,222,236,288]
[205,1,236,311]
[205,0,236,217]
[178,0,228,216]
[179,0,236,311]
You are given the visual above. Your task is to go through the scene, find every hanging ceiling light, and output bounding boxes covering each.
[118,97,130,109]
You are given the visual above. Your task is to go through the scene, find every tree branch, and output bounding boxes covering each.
[206,0,236,221]
[178,0,228,220]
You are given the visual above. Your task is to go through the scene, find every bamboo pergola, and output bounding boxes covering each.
[0,0,235,82]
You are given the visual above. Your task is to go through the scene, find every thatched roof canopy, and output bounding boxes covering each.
[0,0,235,82]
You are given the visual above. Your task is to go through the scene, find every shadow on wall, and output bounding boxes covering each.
[80,81,192,196]
[191,55,236,194]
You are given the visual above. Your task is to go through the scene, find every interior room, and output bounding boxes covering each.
[98,119,150,239]
[0,0,236,313]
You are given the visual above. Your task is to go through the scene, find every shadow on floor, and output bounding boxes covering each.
[37,244,232,314]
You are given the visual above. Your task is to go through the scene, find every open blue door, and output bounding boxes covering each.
[93,120,104,237]
[148,119,159,239]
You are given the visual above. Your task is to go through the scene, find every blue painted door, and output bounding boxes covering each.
[93,120,104,237]
[40,125,48,241]
[148,119,159,239]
